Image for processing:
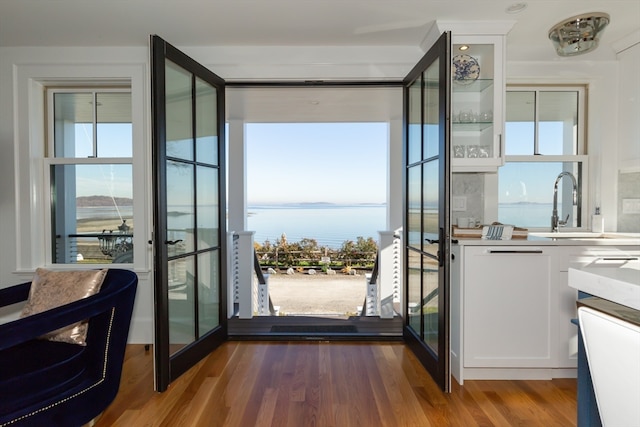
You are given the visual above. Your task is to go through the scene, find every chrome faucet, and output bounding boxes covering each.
[551,171,578,232]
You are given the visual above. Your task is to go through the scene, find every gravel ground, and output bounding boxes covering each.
[265,272,369,316]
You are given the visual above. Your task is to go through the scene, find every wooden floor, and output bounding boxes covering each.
[95,343,577,427]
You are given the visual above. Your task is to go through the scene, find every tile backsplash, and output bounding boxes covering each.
[451,173,484,226]
[618,171,640,232]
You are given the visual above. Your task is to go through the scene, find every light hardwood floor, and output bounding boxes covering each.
[95,343,577,427]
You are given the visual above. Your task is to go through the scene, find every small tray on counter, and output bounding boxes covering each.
[452,224,528,240]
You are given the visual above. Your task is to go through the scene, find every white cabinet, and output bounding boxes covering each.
[438,22,512,172]
[451,242,640,384]
[556,245,640,367]
[434,21,514,171]
[462,246,556,368]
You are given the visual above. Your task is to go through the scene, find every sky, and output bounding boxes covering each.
[245,122,388,205]
[71,121,389,205]
[74,123,133,199]
[70,117,575,209]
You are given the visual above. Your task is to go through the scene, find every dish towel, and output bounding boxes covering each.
[481,224,514,240]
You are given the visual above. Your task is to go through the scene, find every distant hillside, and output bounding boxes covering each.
[77,196,133,207]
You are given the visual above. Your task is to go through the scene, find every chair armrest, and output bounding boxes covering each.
[0,285,125,351]
[0,282,31,308]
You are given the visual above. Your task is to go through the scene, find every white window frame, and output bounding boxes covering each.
[44,88,134,266]
[13,63,149,273]
[503,85,588,231]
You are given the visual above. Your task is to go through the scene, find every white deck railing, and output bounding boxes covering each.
[229,229,402,318]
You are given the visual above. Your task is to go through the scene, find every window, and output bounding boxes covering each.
[499,86,587,229]
[46,89,134,264]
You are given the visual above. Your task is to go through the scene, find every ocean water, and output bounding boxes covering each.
[79,204,387,249]
[77,202,564,249]
[498,203,574,228]
[77,206,133,220]
[248,204,386,248]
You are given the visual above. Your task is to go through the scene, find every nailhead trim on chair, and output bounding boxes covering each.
[1,308,116,427]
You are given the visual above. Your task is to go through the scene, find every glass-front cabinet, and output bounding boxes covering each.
[448,31,509,172]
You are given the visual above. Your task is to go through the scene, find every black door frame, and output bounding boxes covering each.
[151,35,228,392]
[401,31,452,391]
[150,35,452,390]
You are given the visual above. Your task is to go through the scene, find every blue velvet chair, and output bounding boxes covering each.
[0,269,138,427]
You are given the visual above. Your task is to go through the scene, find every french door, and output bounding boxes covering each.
[151,35,227,391]
[403,32,452,391]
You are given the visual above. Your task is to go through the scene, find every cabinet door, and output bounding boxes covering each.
[556,245,640,368]
[464,246,554,368]
[451,35,505,172]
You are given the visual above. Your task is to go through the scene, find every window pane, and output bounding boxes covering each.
[195,77,218,165]
[423,160,439,239]
[407,78,421,165]
[422,255,438,352]
[96,93,132,157]
[54,93,94,158]
[169,256,195,353]
[198,250,220,333]
[505,91,535,155]
[54,92,132,158]
[498,162,582,228]
[506,90,580,156]
[196,165,219,249]
[166,60,194,161]
[407,249,422,334]
[51,164,133,264]
[167,160,195,256]
[407,165,421,249]
[538,91,578,155]
[423,60,440,159]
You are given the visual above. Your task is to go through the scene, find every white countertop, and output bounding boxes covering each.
[453,232,640,246]
[569,259,640,311]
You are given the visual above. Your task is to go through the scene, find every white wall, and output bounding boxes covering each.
[616,37,640,173]
[0,46,154,343]
[615,34,640,231]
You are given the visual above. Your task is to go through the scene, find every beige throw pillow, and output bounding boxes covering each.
[20,268,108,345]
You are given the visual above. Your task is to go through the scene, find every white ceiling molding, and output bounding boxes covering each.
[435,20,517,36]
[612,30,640,54]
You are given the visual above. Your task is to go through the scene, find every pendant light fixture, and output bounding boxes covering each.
[548,12,610,56]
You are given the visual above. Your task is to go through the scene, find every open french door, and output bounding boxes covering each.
[151,35,227,391]
[403,32,452,391]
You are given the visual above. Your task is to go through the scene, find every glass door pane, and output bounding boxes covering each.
[422,254,439,352]
[408,79,422,165]
[407,249,422,333]
[168,256,195,353]
[407,165,422,250]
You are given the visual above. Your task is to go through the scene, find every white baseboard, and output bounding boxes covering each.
[459,367,577,382]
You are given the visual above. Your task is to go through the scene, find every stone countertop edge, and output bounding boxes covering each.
[578,297,640,326]
[451,236,640,246]
[569,259,639,310]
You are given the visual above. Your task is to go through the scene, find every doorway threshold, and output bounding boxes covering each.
[228,315,403,340]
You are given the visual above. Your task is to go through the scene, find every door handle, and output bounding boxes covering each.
[426,229,445,267]
[165,239,183,245]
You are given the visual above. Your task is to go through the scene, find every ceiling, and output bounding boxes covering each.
[1,0,637,63]
[2,1,637,124]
